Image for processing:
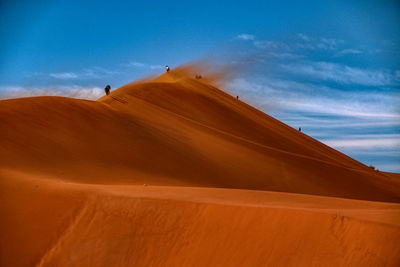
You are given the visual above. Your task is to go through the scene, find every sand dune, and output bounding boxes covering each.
[1,67,400,266]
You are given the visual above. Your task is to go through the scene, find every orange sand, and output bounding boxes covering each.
[1,67,400,266]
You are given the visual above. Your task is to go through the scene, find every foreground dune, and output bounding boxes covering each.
[1,169,400,266]
[1,67,400,266]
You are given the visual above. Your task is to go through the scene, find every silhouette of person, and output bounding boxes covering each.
[236,96,239,100]
[165,65,170,73]
[105,85,111,96]
[299,127,302,132]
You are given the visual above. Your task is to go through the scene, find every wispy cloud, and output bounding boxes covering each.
[322,136,400,149]
[235,33,297,51]
[295,35,344,50]
[236,34,255,41]
[254,40,289,50]
[126,61,146,67]
[228,77,400,119]
[84,67,121,77]
[237,33,345,53]
[125,61,163,70]
[334,49,363,57]
[282,117,400,129]
[149,65,163,70]
[280,61,397,86]
[49,67,121,80]
[321,134,400,172]
[318,38,344,50]
[298,33,310,41]
[50,72,78,79]
[267,52,303,60]
[0,85,104,100]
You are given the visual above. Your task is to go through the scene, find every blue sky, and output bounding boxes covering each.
[1,0,399,171]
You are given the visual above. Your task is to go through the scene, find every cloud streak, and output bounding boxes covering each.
[126,61,164,70]
[126,61,146,67]
[50,72,78,79]
[236,34,255,41]
[48,67,122,80]
[0,85,104,100]
[228,77,400,119]
[239,33,346,52]
[294,34,344,50]
[280,61,397,86]
[334,49,363,57]
[322,136,400,149]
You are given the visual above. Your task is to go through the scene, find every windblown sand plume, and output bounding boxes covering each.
[1,66,400,266]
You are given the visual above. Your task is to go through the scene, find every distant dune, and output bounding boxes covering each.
[1,67,400,266]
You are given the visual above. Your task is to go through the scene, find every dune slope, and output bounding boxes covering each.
[1,69,399,201]
[1,68,400,266]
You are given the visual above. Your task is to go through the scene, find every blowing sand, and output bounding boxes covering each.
[1,67,399,266]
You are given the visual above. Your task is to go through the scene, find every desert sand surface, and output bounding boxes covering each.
[1,67,400,266]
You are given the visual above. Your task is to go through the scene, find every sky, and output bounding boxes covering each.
[1,0,399,172]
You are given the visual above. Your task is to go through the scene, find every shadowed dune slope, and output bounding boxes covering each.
[1,69,400,202]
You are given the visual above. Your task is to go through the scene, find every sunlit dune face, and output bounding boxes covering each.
[1,70,400,267]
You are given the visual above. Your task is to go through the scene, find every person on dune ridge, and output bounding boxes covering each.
[165,65,170,73]
[105,85,111,96]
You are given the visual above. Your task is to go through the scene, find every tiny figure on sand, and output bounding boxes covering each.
[165,65,170,73]
[105,85,111,96]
